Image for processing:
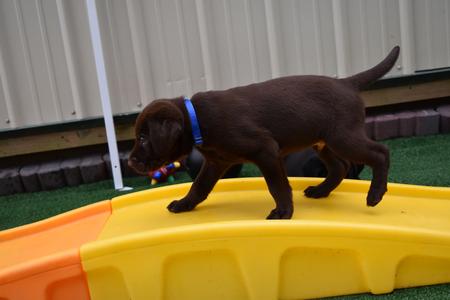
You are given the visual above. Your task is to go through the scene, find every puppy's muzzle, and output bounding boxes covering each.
[128,157,147,174]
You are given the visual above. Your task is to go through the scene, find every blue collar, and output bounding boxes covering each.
[184,97,203,146]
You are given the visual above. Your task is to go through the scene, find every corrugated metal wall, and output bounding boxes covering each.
[0,0,449,130]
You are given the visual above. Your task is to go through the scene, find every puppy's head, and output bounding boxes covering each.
[128,100,185,175]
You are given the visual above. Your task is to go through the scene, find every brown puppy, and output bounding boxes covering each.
[129,46,400,219]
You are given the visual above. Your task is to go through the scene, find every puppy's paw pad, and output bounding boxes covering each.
[167,200,196,213]
[266,208,293,220]
[304,186,330,199]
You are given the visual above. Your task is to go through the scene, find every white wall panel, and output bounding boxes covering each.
[413,0,450,70]
[276,0,338,77]
[0,0,449,130]
[97,0,142,113]
[178,0,207,94]
[0,0,43,127]
[21,0,60,123]
[248,0,273,82]
[63,0,101,117]
[345,0,402,76]
[43,0,77,121]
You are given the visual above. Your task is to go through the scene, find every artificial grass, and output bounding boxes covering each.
[360,134,450,186]
[325,283,450,300]
[1,134,450,299]
[0,172,192,230]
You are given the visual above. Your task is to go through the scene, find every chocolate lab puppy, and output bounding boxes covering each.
[129,46,400,219]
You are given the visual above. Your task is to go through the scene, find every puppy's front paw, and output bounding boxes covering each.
[366,188,386,207]
[266,208,293,220]
[304,186,330,198]
[167,199,196,213]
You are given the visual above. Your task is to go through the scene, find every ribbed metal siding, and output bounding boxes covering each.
[0,0,449,130]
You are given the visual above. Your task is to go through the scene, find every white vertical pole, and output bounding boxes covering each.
[85,0,130,191]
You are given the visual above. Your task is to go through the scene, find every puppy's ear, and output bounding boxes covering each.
[148,119,183,156]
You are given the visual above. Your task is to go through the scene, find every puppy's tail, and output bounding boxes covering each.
[343,46,400,90]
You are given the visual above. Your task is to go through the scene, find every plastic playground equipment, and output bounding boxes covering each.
[1,177,450,300]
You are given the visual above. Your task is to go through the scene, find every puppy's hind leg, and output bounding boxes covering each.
[304,145,348,198]
[327,132,389,207]
[167,160,230,213]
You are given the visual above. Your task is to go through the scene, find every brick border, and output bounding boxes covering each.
[366,105,448,141]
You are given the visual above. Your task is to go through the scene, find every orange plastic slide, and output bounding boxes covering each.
[0,201,111,300]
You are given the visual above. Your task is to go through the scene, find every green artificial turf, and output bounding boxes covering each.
[1,134,449,299]
[0,172,192,230]
[359,134,450,186]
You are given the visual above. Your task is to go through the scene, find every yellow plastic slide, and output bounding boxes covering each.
[81,178,450,300]
[1,178,450,300]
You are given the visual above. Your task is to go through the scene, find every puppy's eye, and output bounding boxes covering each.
[138,135,147,144]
